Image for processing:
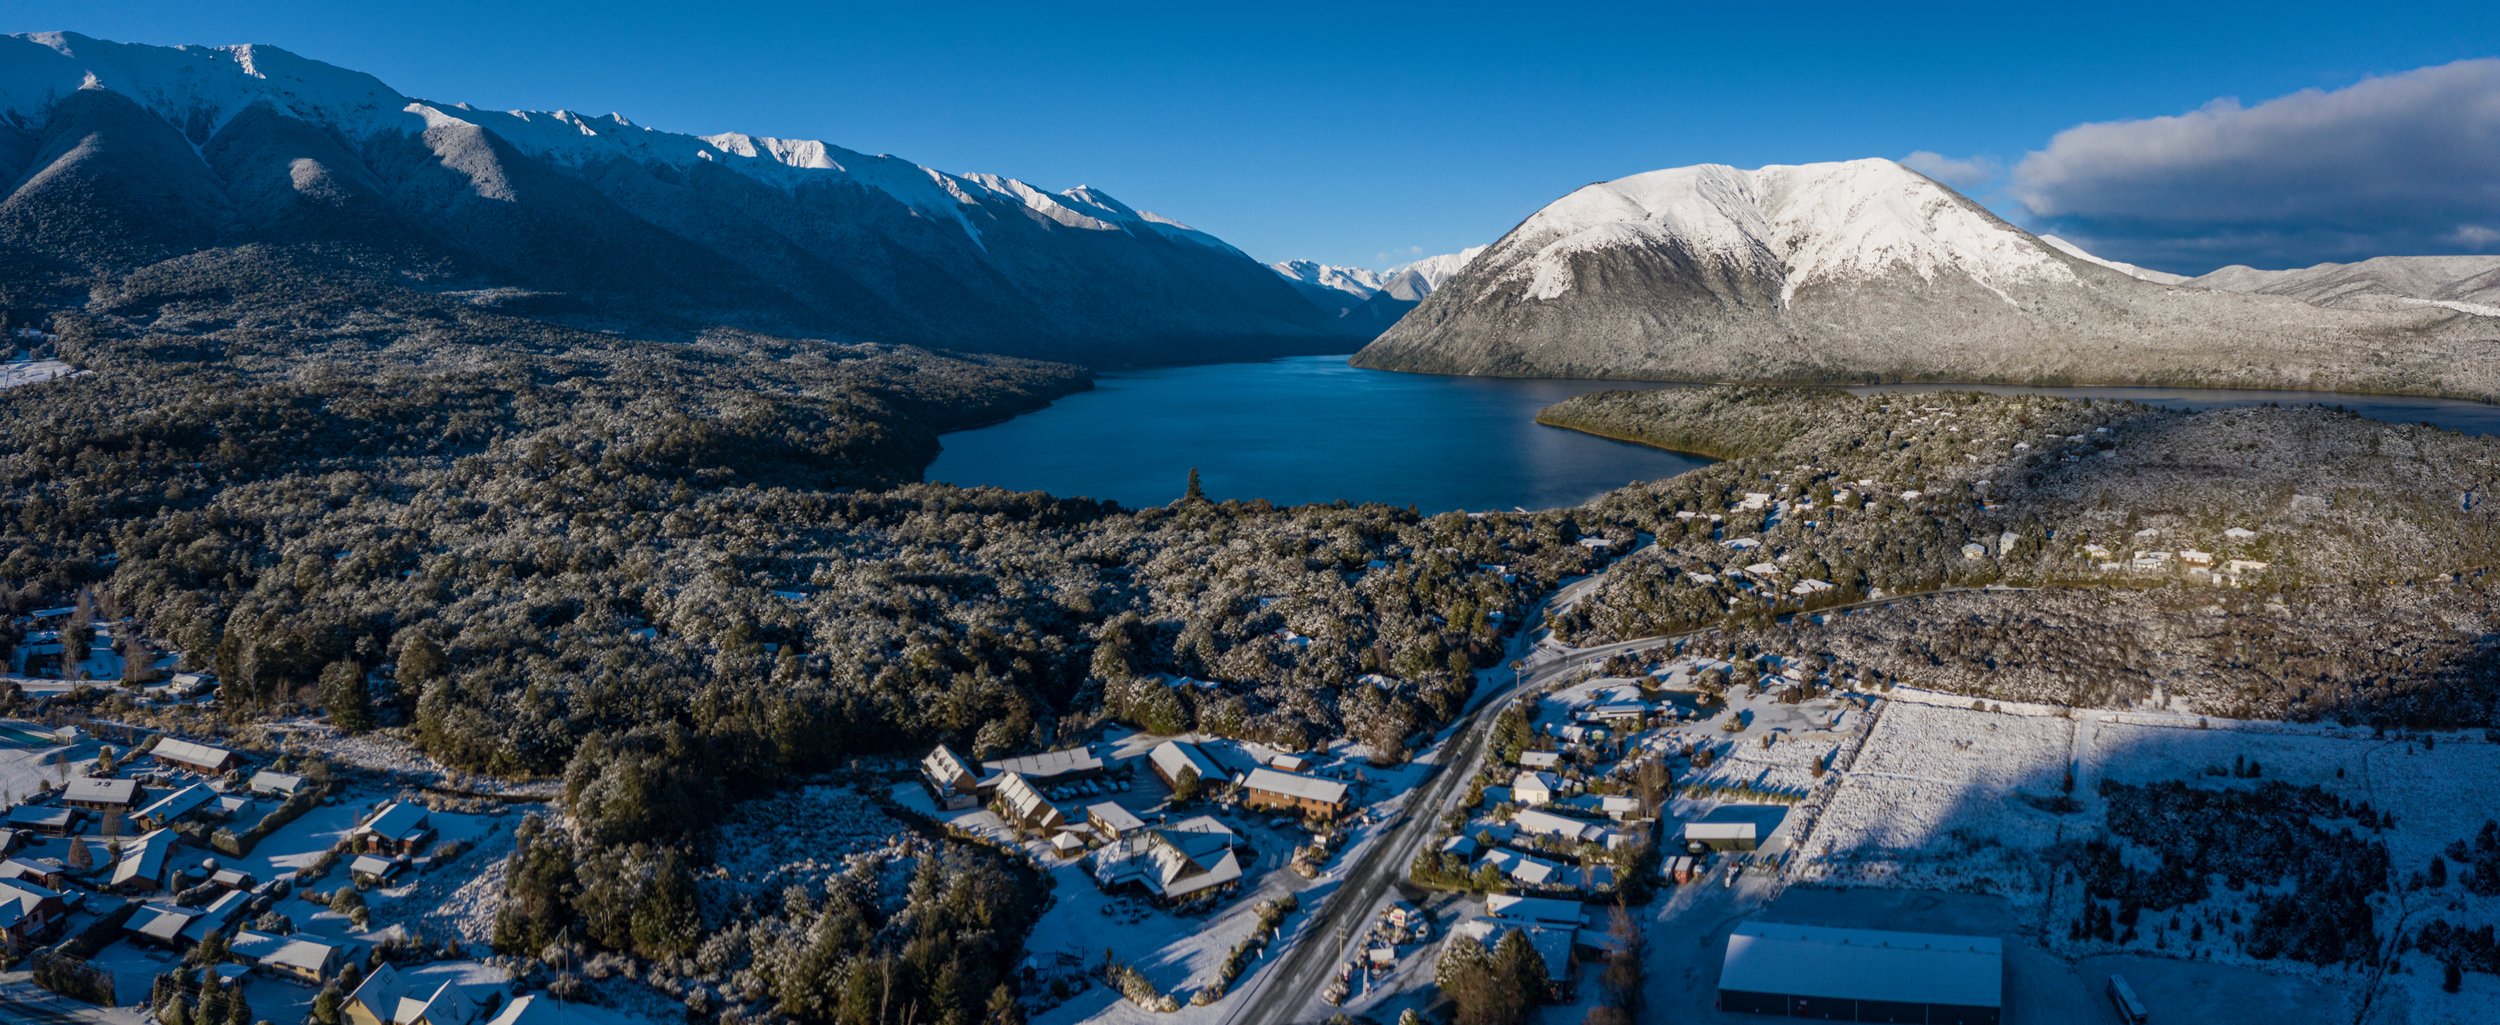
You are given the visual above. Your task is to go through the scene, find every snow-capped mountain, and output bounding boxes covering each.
[0,32,1353,363]
[2039,235,2189,285]
[1375,246,1486,302]
[1271,259,1388,317]
[1354,158,2498,398]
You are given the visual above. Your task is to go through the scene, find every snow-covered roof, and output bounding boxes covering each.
[991,772,1061,825]
[1519,751,1561,769]
[1514,808,1606,844]
[152,737,234,771]
[353,801,431,843]
[1512,771,1562,797]
[981,746,1103,781]
[247,770,306,796]
[135,782,215,824]
[1719,921,2002,1009]
[1083,802,1144,835]
[63,776,139,806]
[1242,767,1348,806]
[350,855,400,879]
[1148,740,1225,785]
[1486,893,1588,927]
[920,745,976,788]
[110,829,175,888]
[1684,820,1758,840]
[232,930,347,975]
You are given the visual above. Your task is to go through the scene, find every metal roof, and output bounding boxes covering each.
[1243,767,1347,805]
[981,746,1103,780]
[1719,921,2003,1009]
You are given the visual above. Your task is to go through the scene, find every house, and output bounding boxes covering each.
[1090,815,1241,904]
[6,804,78,837]
[247,770,308,799]
[1791,579,1835,597]
[350,855,404,885]
[110,828,178,893]
[2178,549,2215,567]
[133,782,217,830]
[229,930,355,984]
[210,867,256,891]
[1514,808,1612,847]
[348,801,434,856]
[1519,750,1562,770]
[346,963,507,1025]
[1439,834,1480,860]
[0,857,72,888]
[1083,802,1145,841]
[1265,753,1312,773]
[126,889,248,949]
[0,878,68,952]
[980,746,1104,785]
[1718,921,2002,1025]
[1664,854,1699,884]
[1512,771,1562,807]
[62,776,140,813]
[152,738,239,776]
[1960,543,1988,560]
[1578,703,1650,725]
[990,772,1066,832]
[1047,832,1087,857]
[1240,767,1350,820]
[168,672,218,697]
[919,745,980,810]
[1454,917,1576,995]
[1146,740,1227,796]
[1481,848,1568,888]
[1384,901,1428,932]
[1599,795,1641,821]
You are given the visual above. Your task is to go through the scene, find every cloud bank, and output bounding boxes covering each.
[1900,151,1999,189]
[2010,59,2500,273]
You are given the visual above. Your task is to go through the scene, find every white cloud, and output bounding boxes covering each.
[1899,150,1999,190]
[2010,59,2500,270]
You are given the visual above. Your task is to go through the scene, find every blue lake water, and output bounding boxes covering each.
[931,358,2500,513]
[927,356,1711,512]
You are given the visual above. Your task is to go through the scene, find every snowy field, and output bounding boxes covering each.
[0,357,77,389]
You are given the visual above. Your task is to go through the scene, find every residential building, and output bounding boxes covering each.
[1083,802,1145,841]
[348,801,434,856]
[1240,767,1349,819]
[346,964,506,1025]
[0,878,68,952]
[5,805,77,837]
[1519,751,1562,770]
[247,770,308,799]
[1512,771,1562,806]
[980,746,1104,785]
[110,828,178,893]
[1684,820,1759,852]
[62,776,140,813]
[1147,740,1226,795]
[229,930,356,984]
[1514,808,1612,847]
[133,782,217,830]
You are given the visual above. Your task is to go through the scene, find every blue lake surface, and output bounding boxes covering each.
[927,356,1711,512]
[931,358,2500,513]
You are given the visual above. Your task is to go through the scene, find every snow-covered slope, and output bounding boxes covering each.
[0,32,1347,362]
[2187,255,2500,318]
[1376,246,1486,302]
[1271,260,1386,299]
[1354,158,2500,399]
[2039,235,2189,286]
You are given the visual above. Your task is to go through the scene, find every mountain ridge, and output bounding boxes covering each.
[0,31,1354,364]
[1353,158,2500,401]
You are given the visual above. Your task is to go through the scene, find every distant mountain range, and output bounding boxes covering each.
[1353,159,2500,401]
[0,32,1367,365]
[1268,247,1485,337]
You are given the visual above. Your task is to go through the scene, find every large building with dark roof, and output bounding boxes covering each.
[1717,921,2002,1025]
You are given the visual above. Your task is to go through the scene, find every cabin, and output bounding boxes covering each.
[229,930,356,984]
[110,829,179,893]
[62,776,141,813]
[1240,767,1350,820]
[347,801,435,857]
[351,855,405,885]
[152,738,239,776]
[6,804,78,837]
[133,782,218,830]
[248,770,308,799]
[347,963,507,1025]
[1147,739,1227,795]
[1519,750,1562,770]
[0,878,68,952]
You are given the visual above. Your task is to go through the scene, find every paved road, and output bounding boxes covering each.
[1223,566,1672,1025]
[1222,572,2031,1025]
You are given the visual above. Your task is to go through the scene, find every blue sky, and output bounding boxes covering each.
[11,1,2500,273]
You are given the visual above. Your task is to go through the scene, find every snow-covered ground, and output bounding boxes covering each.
[0,357,77,389]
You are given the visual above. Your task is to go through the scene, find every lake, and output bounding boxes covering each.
[927,356,1711,512]
[931,359,2500,513]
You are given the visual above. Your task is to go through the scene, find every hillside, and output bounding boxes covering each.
[1353,159,2500,400]
[0,32,1355,365]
